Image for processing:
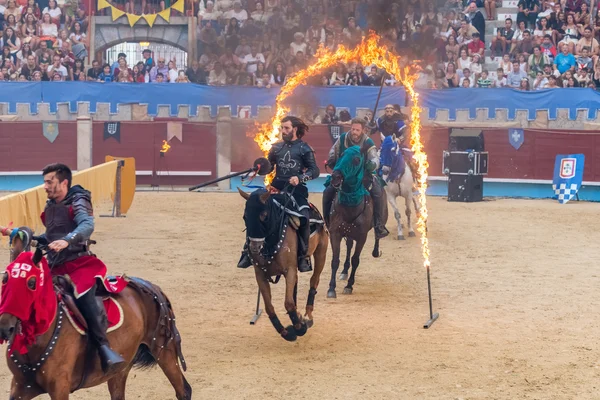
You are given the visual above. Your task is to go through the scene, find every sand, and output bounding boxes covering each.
[1,192,600,399]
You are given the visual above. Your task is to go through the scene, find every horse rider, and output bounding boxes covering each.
[237,116,320,273]
[323,117,389,239]
[35,163,125,374]
[370,104,421,183]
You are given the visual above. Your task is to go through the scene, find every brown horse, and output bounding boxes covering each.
[326,145,384,299]
[238,187,329,341]
[0,228,191,400]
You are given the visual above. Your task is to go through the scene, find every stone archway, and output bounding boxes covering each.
[92,15,195,64]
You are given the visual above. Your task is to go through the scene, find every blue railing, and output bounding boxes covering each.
[1,83,599,120]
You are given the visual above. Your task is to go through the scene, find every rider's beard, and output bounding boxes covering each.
[282,131,294,142]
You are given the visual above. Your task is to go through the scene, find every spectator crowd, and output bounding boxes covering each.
[0,0,599,90]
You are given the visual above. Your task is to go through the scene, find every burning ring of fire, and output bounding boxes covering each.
[252,32,431,269]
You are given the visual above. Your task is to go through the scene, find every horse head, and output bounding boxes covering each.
[8,226,34,263]
[379,135,398,178]
[238,187,272,255]
[331,145,364,191]
[0,247,53,349]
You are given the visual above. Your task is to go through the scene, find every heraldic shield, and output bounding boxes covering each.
[552,154,585,204]
[508,128,524,150]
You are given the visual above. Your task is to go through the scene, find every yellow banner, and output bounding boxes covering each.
[111,6,126,21]
[158,8,170,22]
[172,0,184,13]
[126,12,142,26]
[97,0,111,10]
[0,162,121,246]
[143,13,157,27]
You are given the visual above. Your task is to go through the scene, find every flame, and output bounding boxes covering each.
[160,140,171,153]
[251,31,431,268]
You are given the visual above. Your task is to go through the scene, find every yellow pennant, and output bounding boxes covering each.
[158,8,170,22]
[111,6,126,21]
[97,0,111,10]
[142,13,157,27]
[171,0,184,13]
[126,12,142,26]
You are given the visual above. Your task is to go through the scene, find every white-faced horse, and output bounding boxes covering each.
[379,135,420,240]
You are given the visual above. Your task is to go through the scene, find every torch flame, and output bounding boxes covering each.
[250,32,431,269]
[160,140,171,153]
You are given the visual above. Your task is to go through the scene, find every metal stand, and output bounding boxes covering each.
[423,264,439,329]
[152,152,174,192]
[249,288,262,325]
[101,160,126,218]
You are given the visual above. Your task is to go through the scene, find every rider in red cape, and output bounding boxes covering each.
[36,163,125,374]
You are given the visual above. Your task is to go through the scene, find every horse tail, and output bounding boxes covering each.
[127,277,188,372]
[132,343,157,370]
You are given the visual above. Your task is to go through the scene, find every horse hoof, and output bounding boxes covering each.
[343,287,353,295]
[397,235,405,240]
[339,273,348,281]
[409,232,416,237]
[305,319,314,328]
[281,326,297,342]
[327,290,337,299]
[295,322,308,337]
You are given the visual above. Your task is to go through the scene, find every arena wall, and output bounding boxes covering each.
[1,114,599,200]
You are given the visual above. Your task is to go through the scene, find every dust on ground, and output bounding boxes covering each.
[1,192,599,399]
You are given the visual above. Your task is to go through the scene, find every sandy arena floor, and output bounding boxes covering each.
[1,192,600,399]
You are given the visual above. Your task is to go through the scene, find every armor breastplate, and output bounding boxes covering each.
[43,202,84,264]
[273,141,305,182]
[380,118,397,136]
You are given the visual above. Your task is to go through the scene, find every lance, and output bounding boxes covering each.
[189,157,271,191]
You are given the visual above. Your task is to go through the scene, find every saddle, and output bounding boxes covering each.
[288,203,325,234]
[53,275,113,331]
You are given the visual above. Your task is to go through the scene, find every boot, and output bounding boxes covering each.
[322,185,336,226]
[369,177,389,239]
[75,286,125,375]
[297,220,312,273]
[237,241,252,269]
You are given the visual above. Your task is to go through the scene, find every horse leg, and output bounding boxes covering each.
[339,238,353,281]
[254,267,296,342]
[107,365,133,400]
[344,237,366,295]
[284,267,307,337]
[155,346,193,400]
[406,195,416,237]
[327,233,342,299]
[388,189,404,240]
[305,233,327,326]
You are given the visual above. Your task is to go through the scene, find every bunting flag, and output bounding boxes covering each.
[143,13,157,27]
[171,0,184,13]
[126,13,141,26]
[103,122,121,143]
[97,0,111,10]
[42,122,59,143]
[167,122,183,142]
[111,7,126,21]
[99,0,182,27]
[158,8,170,22]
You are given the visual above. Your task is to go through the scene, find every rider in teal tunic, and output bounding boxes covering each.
[323,118,389,238]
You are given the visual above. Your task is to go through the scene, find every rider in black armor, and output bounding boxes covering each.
[237,116,320,272]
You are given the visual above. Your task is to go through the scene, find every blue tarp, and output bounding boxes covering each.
[419,88,600,120]
[0,82,407,117]
[1,83,600,120]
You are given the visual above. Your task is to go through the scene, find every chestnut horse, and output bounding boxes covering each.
[238,187,329,341]
[0,228,191,400]
[326,145,384,299]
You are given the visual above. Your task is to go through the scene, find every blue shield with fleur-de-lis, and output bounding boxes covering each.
[508,128,524,150]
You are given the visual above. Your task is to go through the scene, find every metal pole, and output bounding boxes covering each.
[423,264,439,329]
[115,161,123,217]
[371,75,385,124]
[189,168,254,191]
[249,288,262,325]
